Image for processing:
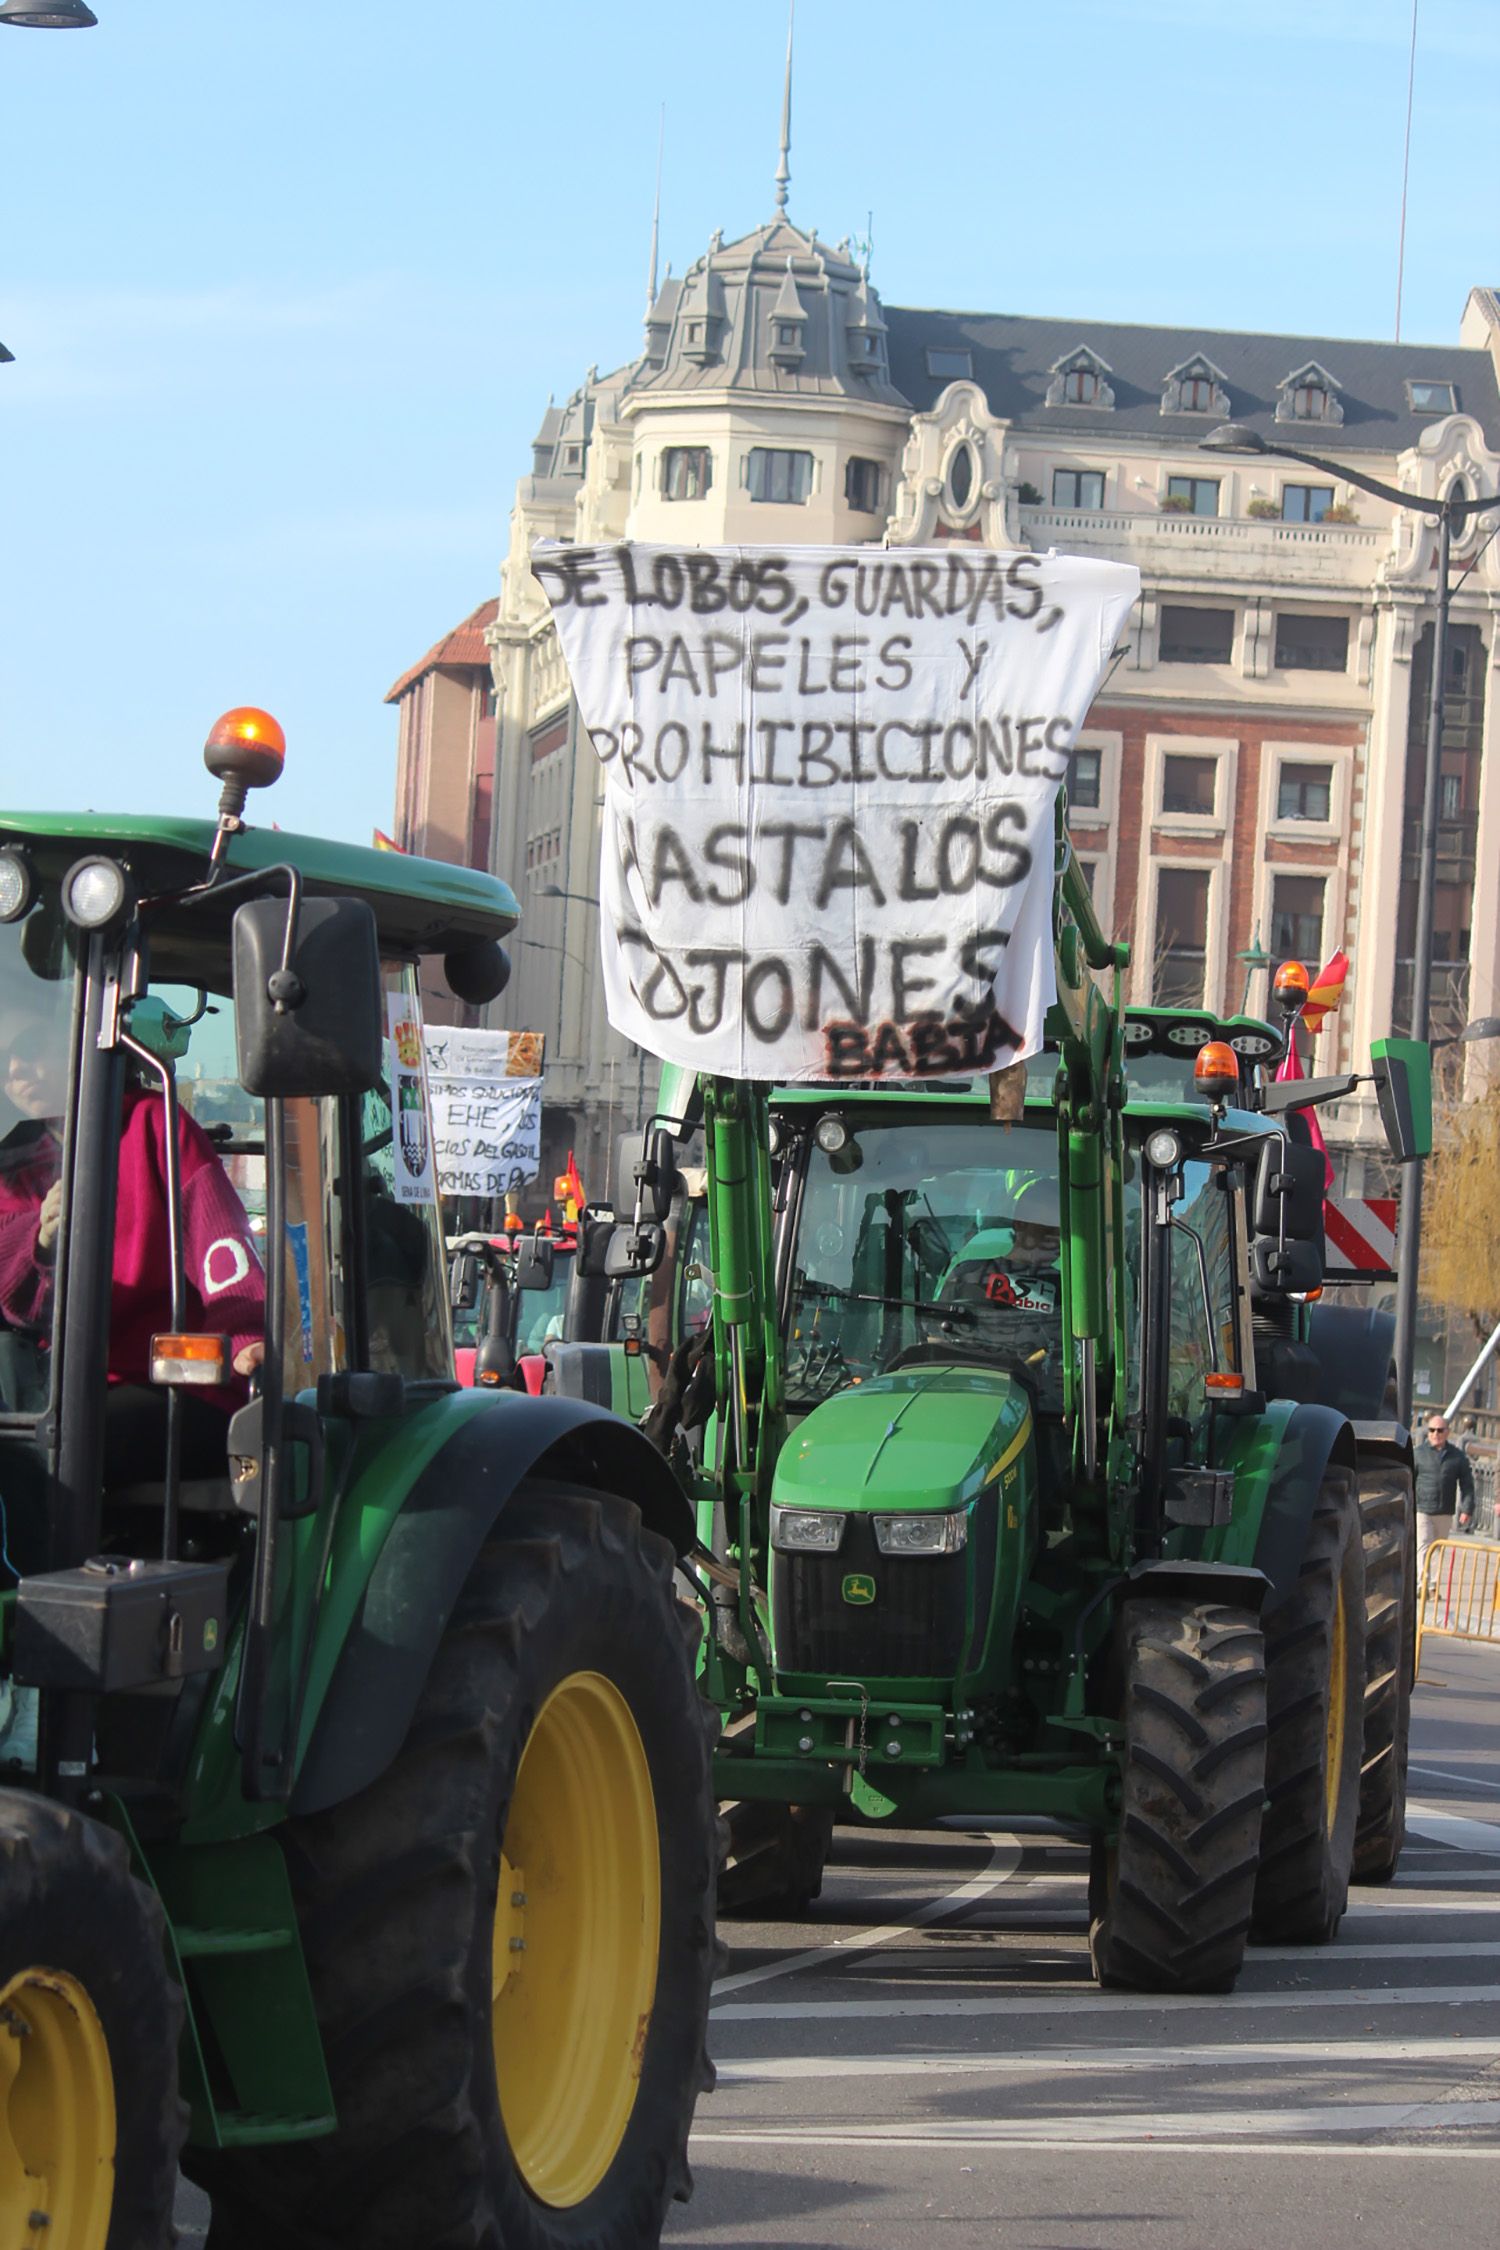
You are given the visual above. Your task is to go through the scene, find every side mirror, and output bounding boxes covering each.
[233,895,383,1098]
[575,1209,618,1279]
[1370,1036,1433,1165]
[474,1271,517,1387]
[1250,1134,1326,1296]
[604,1220,667,1280]
[448,1249,480,1313]
[636,1126,680,1224]
[514,1236,555,1293]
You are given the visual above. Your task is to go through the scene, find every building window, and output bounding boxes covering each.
[1274,613,1349,672]
[1180,377,1214,412]
[1271,875,1325,965]
[845,456,884,513]
[926,347,972,380]
[1053,468,1105,509]
[777,324,799,347]
[746,447,814,504]
[661,446,712,502]
[1158,606,1235,665]
[1067,746,1102,809]
[1154,868,1211,1006]
[530,716,568,765]
[1276,762,1333,822]
[1063,367,1098,404]
[1078,858,1099,896]
[1165,475,1221,517]
[1281,484,1333,523]
[1407,380,1456,414]
[947,444,975,510]
[564,445,582,469]
[478,677,496,720]
[1441,772,1463,820]
[1291,383,1331,420]
[1161,754,1219,817]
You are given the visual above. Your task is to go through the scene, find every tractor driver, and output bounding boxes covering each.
[0,993,265,1483]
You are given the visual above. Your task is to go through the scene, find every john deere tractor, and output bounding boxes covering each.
[614,833,1429,1988]
[0,713,717,2249]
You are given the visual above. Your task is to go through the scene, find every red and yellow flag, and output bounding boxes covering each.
[1301,948,1349,1034]
[372,828,405,853]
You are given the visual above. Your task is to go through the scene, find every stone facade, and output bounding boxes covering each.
[391,212,1500,1198]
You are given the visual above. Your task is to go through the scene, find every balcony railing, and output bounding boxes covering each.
[1021,505,1386,548]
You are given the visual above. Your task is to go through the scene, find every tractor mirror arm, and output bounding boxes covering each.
[1258,1072,1358,1116]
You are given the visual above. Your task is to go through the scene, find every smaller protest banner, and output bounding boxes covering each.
[424,1026,543,1197]
[386,994,436,1206]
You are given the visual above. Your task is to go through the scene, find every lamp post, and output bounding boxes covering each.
[1203,423,1497,1425]
[1235,924,1273,1015]
[0,3,98,23]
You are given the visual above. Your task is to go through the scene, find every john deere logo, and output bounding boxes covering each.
[842,1573,877,1606]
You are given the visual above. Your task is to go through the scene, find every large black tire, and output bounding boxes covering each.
[1351,1462,1415,1884]
[718,1800,834,1918]
[1251,1470,1366,1943]
[193,1485,718,2250]
[0,1787,183,2250]
[1088,1600,1267,1994]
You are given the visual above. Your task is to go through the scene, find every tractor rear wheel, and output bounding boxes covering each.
[1251,1470,1366,1943]
[0,1789,183,2250]
[1088,1600,1267,1994]
[194,1485,718,2250]
[1351,1462,1415,1884]
[719,1801,834,1918]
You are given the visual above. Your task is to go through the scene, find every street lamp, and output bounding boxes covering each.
[1430,1014,1500,1054]
[1235,923,1273,1015]
[1203,422,1497,1427]
[536,882,601,907]
[0,3,98,23]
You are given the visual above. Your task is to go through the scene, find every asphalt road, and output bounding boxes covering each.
[669,1633,1500,2250]
[176,1633,1498,2246]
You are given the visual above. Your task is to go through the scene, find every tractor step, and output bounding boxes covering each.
[174,1923,294,1958]
[215,2109,337,2147]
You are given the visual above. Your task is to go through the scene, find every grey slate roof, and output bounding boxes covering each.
[883,305,1500,452]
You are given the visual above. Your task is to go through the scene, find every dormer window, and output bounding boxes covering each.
[1408,379,1458,414]
[1046,346,1115,412]
[767,260,808,370]
[1275,360,1344,427]
[777,325,797,347]
[1161,356,1230,418]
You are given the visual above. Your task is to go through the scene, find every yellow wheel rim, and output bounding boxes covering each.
[0,1967,116,2250]
[1324,1580,1349,1837]
[491,1671,661,2209]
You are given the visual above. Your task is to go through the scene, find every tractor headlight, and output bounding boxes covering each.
[771,1507,847,1553]
[814,1115,849,1154]
[0,847,34,924]
[1145,1128,1183,1171]
[873,1509,969,1556]
[61,854,130,930]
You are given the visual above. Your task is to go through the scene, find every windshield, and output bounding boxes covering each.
[786,1116,1064,1410]
[0,893,74,1416]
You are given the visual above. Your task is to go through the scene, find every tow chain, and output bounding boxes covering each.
[828,1679,870,1776]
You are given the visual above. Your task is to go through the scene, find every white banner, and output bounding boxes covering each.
[537,542,1139,1081]
[424,1026,542,1197]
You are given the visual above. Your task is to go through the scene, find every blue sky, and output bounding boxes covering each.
[2,0,1497,845]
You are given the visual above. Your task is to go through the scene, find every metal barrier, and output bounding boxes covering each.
[1415,1537,1500,1677]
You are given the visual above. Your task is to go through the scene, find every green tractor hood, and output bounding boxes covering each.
[774,1364,1032,1514]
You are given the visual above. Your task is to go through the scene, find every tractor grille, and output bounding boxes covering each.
[772,1514,974,1679]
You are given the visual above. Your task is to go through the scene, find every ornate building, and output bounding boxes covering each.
[390,178,1500,1203]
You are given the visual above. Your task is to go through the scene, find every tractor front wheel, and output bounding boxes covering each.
[1088,1599,1267,1994]
[0,1789,183,2250]
[195,1485,718,2250]
[1251,1470,1366,1942]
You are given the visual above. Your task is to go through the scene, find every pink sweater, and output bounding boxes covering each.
[0,1090,265,1411]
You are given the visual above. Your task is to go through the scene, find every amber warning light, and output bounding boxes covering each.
[203,706,286,856]
[1193,1040,1240,1104]
[1273,959,1310,1014]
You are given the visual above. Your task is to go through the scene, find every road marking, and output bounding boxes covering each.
[1392,1871,1500,1886]
[714,2035,1500,2082]
[691,2101,1500,2150]
[799,1938,1500,1967]
[1411,1762,1500,1797]
[712,1981,1500,2022]
[1406,1802,1500,1853]
[713,1840,1021,1997]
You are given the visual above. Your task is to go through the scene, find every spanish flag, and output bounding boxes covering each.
[1301,949,1349,1034]
[372,828,405,853]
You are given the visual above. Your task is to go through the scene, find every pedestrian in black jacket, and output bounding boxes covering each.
[1415,1413,1476,1582]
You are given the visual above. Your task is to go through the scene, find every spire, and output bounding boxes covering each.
[774,0,793,215]
[644,104,664,321]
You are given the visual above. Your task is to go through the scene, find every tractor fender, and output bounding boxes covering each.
[1304,1302,1399,1421]
[1119,1559,1271,1613]
[1251,1401,1359,1616]
[290,1392,695,1818]
[1350,1418,1415,1472]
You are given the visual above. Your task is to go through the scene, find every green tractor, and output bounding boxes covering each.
[0,715,717,2250]
[618,838,1430,1984]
